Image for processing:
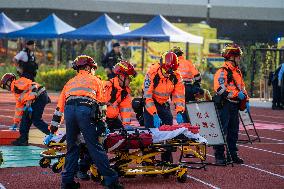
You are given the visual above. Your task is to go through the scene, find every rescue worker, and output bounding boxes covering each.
[172,46,204,102]
[0,73,50,146]
[102,42,123,79]
[143,51,185,162]
[45,55,122,189]
[271,62,284,110]
[104,60,137,131]
[75,60,136,181]
[213,44,249,165]
[13,40,38,81]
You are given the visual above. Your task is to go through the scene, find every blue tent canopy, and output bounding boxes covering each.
[8,13,75,39]
[0,12,23,38]
[117,15,203,44]
[61,14,127,40]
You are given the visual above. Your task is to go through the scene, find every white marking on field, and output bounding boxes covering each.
[207,154,284,179]
[0,183,6,189]
[187,175,221,189]
[238,144,284,156]
[241,164,284,179]
[239,133,284,142]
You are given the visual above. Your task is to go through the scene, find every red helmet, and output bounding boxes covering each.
[0,73,16,89]
[160,51,179,73]
[72,55,97,70]
[113,60,137,78]
[221,44,243,59]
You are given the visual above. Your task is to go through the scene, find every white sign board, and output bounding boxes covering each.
[186,101,225,145]
[239,110,253,126]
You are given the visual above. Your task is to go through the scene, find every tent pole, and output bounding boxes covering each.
[141,37,145,71]
[186,42,189,60]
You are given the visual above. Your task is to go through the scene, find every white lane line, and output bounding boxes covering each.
[241,164,284,179]
[207,154,284,180]
[251,114,284,119]
[0,183,6,189]
[238,144,284,156]
[253,119,284,125]
[187,175,220,189]
[239,133,284,142]
[273,130,284,133]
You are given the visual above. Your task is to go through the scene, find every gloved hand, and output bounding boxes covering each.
[153,113,161,128]
[246,102,250,113]
[238,91,246,100]
[9,124,18,131]
[176,112,184,124]
[43,134,53,145]
[105,128,110,135]
[124,125,134,130]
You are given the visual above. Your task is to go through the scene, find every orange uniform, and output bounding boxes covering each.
[214,61,248,100]
[177,56,201,82]
[11,77,45,124]
[143,64,185,115]
[104,76,132,126]
[52,70,104,127]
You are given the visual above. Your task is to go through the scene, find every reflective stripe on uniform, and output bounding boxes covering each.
[66,95,95,102]
[67,87,96,94]
[145,102,155,109]
[144,94,152,98]
[16,107,24,111]
[153,90,170,97]
[172,94,185,99]
[37,87,46,96]
[51,121,60,127]
[174,102,185,107]
[120,108,131,112]
[122,118,131,122]
[14,115,22,119]
[217,85,226,95]
[54,109,63,117]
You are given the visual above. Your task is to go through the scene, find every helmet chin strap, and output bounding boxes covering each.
[229,57,238,67]
[118,75,126,88]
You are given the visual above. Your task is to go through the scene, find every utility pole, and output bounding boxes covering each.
[206,0,211,26]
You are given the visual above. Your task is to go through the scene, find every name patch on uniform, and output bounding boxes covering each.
[144,74,151,89]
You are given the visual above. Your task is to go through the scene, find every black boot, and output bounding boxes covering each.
[215,154,226,165]
[12,137,28,146]
[61,181,80,189]
[232,156,244,164]
[104,181,124,189]
[227,153,244,164]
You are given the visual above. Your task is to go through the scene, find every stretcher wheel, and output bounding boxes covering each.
[177,173,187,183]
[39,158,51,168]
[52,162,62,173]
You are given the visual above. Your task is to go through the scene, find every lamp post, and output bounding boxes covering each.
[206,0,211,26]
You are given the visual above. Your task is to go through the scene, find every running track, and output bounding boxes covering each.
[0,91,284,189]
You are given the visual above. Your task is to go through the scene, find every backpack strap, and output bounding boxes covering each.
[153,72,178,89]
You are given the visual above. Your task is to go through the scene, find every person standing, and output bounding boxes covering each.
[213,44,249,165]
[143,51,185,162]
[45,55,122,189]
[271,62,284,110]
[13,40,38,81]
[102,42,122,80]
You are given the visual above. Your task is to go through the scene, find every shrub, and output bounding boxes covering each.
[130,73,145,97]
